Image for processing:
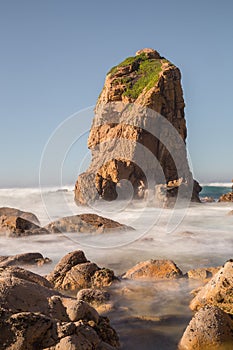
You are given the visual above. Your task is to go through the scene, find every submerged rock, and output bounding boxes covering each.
[178,306,233,350]
[0,266,120,350]
[47,251,118,292]
[0,206,40,224]
[0,215,50,237]
[75,48,201,206]
[187,266,220,282]
[190,260,233,314]
[46,213,133,233]
[0,252,51,267]
[122,259,183,280]
[77,288,110,306]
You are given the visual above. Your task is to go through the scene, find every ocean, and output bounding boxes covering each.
[0,184,232,349]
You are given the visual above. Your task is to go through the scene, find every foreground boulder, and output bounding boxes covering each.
[75,48,201,206]
[178,306,233,350]
[0,266,119,349]
[46,213,133,233]
[190,260,233,314]
[47,251,118,291]
[0,207,40,224]
[122,259,183,280]
[0,252,51,267]
[0,215,49,237]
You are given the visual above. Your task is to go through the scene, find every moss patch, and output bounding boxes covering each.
[107,54,168,100]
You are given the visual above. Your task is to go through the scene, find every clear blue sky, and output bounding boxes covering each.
[0,0,232,187]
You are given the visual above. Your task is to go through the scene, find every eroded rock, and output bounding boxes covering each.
[75,49,201,205]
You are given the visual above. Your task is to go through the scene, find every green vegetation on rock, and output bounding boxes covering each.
[108,53,165,100]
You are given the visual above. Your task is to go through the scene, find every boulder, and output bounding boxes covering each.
[0,252,51,267]
[46,213,133,233]
[122,259,183,280]
[190,260,233,314]
[178,306,233,350]
[0,207,40,224]
[0,266,120,349]
[219,192,233,202]
[47,251,118,292]
[75,49,201,205]
[0,215,49,237]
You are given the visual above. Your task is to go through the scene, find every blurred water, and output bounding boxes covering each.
[0,185,232,349]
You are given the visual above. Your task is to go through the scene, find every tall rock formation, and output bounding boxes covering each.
[75,48,201,205]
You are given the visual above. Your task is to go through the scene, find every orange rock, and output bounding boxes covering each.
[122,259,183,280]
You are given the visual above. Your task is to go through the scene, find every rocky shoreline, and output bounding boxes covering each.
[0,206,232,350]
[0,249,232,349]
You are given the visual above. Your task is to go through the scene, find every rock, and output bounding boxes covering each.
[0,266,120,349]
[77,289,110,306]
[75,49,201,205]
[135,48,161,59]
[0,215,50,237]
[47,251,118,292]
[201,196,215,203]
[0,206,40,224]
[219,192,233,202]
[0,252,51,267]
[122,259,183,280]
[187,266,220,282]
[178,305,233,350]
[46,213,133,233]
[227,210,233,216]
[190,260,233,314]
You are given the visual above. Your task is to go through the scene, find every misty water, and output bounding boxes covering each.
[0,186,232,349]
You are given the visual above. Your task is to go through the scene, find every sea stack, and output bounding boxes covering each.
[75,48,201,205]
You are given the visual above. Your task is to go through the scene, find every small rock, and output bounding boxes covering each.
[0,252,51,267]
[77,289,110,306]
[0,215,49,237]
[122,259,183,280]
[0,207,40,224]
[187,266,220,282]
